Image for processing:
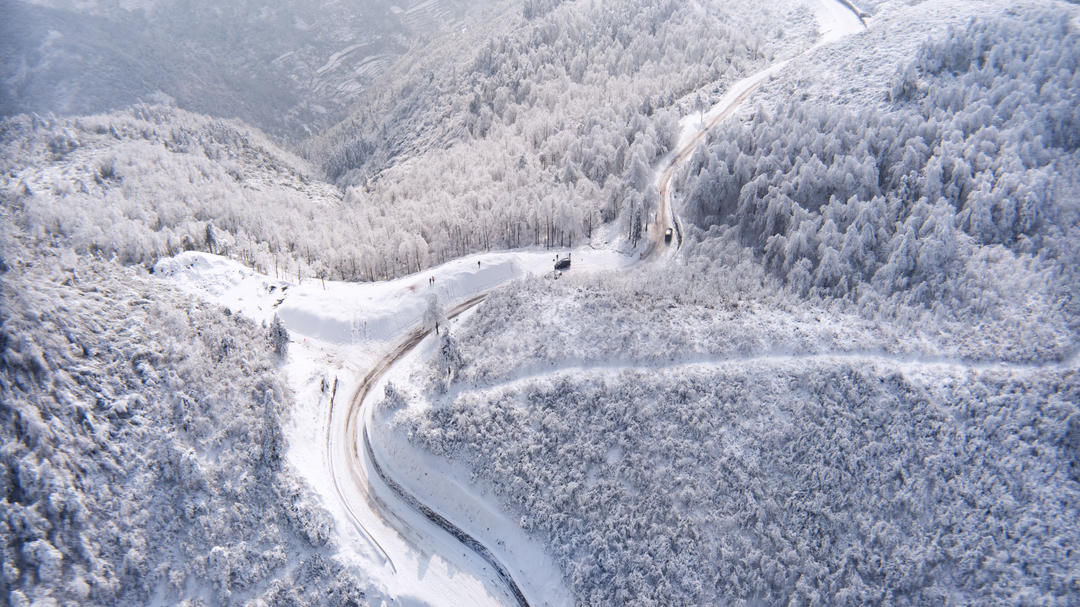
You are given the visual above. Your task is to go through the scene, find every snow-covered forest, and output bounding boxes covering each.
[679,9,1079,320]
[386,239,1077,604]
[377,7,1080,606]
[389,360,1078,605]
[1,106,356,279]
[302,0,813,268]
[0,220,370,605]
[2,0,815,285]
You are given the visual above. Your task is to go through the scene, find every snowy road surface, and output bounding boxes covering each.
[157,249,619,605]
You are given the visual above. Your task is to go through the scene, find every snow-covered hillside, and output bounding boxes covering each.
[385,356,1078,605]
[376,238,1076,604]
[368,3,1080,605]
[0,222,373,605]
[1,0,502,139]
[0,106,356,280]
[302,0,822,276]
[3,0,1079,605]
[678,7,1080,327]
[146,243,631,606]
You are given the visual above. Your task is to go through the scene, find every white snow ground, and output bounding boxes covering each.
[152,1,869,603]
[154,245,630,606]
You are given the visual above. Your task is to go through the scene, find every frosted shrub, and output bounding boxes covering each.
[269,313,290,358]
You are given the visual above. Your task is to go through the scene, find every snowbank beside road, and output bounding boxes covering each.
[156,248,630,347]
[277,257,521,344]
[371,360,574,607]
[153,251,288,324]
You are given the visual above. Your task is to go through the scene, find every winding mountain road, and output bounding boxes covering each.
[651,72,770,256]
[327,293,537,605]
[651,0,867,259]
[326,3,868,605]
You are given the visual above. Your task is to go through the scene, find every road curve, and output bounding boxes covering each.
[649,0,866,260]
[363,427,530,607]
[329,293,534,606]
[837,0,868,26]
[651,73,771,258]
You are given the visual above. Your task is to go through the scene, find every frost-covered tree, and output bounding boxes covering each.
[423,292,448,335]
[269,314,289,358]
[437,331,466,380]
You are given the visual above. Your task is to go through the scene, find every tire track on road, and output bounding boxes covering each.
[329,293,535,606]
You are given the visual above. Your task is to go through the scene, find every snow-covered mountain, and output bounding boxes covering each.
[2,0,1079,605]
[369,2,1080,605]
[0,0,504,140]
[0,105,358,280]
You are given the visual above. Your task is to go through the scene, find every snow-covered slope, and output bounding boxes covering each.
[387,352,1079,605]
[151,243,632,606]
[301,0,824,278]
[1,0,503,139]
[0,223,373,606]
[675,5,1080,347]
[0,106,357,283]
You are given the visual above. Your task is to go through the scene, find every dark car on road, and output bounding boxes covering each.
[664,227,673,244]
